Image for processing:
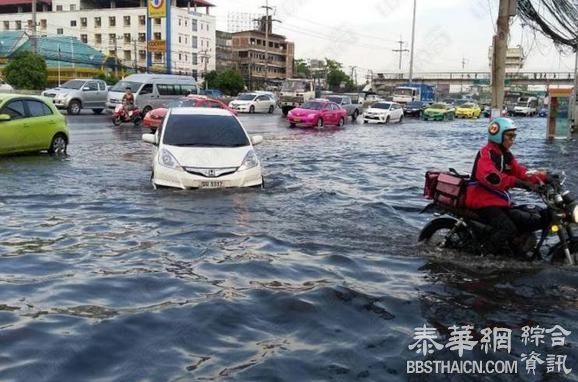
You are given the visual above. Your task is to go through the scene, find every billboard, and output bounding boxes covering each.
[148,0,166,18]
[147,40,166,53]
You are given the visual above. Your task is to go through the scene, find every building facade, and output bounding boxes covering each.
[488,45,525,73]
[215,30,234,72]
[0,0,216,81]
[231,26,294,90]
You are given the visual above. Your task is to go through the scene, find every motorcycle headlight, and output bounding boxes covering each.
[571,203,578,224]
[238,149,259,171]
[159,148,181,170]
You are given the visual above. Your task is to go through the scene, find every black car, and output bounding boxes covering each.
[403,101,428,117]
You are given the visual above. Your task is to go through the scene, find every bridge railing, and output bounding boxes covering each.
[373,72,575,81]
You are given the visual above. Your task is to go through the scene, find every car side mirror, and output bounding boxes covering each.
[142,133,158,145]
[251,135,263,146]
[0,113,11,121]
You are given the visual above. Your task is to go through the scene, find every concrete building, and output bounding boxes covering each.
[215,30,233,72]
[231,18,294,90]
[488,45,525,73]
[0,0,216,81]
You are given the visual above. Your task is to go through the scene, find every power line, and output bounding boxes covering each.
[392,38,409,70]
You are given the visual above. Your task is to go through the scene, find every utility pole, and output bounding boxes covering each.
[491,0,517,119]
[133,39,137,73]
[393,37,409,71]
[114,36,119,78]
[261,0,272,87]
[461,57,468,71]
[408,0,417,83]
[571,43,578,134]
[31,0,37,54]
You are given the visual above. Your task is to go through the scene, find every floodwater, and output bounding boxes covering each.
[0,111,577,381]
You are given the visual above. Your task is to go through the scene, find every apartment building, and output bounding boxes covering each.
[0,0,216,80]
[231,18,294,89]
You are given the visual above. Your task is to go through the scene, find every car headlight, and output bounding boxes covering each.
[238,149,259,171]
[159,148,181,170]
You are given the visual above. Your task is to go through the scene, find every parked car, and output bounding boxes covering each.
[0,94,69,155]
[106,74,199,115]
[229,93,276,114]
[143,95,236,132]
[287,99,348,128]
[41,78,108,115]
[142,107,264,189]
[422,103,455,121]
[363,101,404,124]
[326,95,361,121]
[455,103,481,119]
[403,101,428,118]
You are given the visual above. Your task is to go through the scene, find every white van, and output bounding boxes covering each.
[106,74,198,114]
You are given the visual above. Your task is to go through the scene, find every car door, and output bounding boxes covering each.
[24,99,57,150]
[0,99,29,153]
[96,81,108,107]
[254,95,266,112]
[82,81,100,108]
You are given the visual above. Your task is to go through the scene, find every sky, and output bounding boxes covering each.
[208,0,577,82]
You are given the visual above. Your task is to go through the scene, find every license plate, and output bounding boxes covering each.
[201,181,223,189]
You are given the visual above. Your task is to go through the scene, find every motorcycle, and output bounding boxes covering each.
[112,103,142,127]
[418,169,578,265]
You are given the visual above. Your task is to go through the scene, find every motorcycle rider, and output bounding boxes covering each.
[465,117,550,256]
[121,86,135,119]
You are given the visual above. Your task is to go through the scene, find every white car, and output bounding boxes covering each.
[229,93,276,114]
[0,80,14,93]
[142,108,264,190]
[363,101,404,124]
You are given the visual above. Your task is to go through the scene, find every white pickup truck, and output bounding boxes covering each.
[513,96,538,117]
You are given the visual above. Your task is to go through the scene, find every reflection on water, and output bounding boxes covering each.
[0,117,576,381]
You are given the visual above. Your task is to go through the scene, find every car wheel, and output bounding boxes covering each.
[338,117,345,127]
[67,100,81,115]
[384,116,390,124]
[48,133,67,155]
[363,120,368,124]
[352,110,359,121]
[268,105,274,114]
[249,105,255,114]
[92,108,103,115]
[316,118,324,129]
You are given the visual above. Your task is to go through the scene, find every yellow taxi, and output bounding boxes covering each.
[455,103,481,119]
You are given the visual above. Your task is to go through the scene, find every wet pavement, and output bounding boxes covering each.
[0,110,577,381]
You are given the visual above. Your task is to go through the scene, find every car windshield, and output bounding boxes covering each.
[111,81,142,92]
[461,103,475,108]
[60,80,85,89]
[372,103,391,110]
[394,88,414,96]
[302,102,324,110]
[281,81,306,92]
[163,115,250,147]
[167,99,202,108]
[237,94,256,101]
[327,96,344,104]
[430,104,446,109]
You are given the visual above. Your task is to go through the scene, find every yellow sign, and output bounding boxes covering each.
[147,40,166,53]
[148,0,166,18]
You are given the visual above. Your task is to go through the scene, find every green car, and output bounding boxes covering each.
[0,95,69,156]
[422,103,456,121]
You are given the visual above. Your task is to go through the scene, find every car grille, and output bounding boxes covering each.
[183,167,237,178]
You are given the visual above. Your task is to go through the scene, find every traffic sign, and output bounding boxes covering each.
[147,40,166,53]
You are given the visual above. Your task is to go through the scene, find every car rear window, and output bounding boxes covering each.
[163,114,250,147]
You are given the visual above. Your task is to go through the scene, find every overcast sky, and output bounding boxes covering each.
[208,0,576,82]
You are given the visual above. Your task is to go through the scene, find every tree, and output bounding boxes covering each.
[97,72,120,86]
[216,69,245,96]
[294,59,310,78]
[203,70,219,89]
[3,52,47,90]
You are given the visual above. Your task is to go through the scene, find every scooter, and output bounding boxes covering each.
[112,104,142,127]
[418,169,578,265]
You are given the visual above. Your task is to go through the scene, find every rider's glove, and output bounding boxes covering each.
[515,179,545,193]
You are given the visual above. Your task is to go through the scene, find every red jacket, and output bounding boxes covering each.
[465,142,545,209]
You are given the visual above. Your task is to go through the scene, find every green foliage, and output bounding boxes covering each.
[294,59,310,78]
[325,58,342,71]
[208,69,245,96]
[97,72,120,86]
[3,52,47,90]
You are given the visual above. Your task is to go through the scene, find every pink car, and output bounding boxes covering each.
[287,100,348,128]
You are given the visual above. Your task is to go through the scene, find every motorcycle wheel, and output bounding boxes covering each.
[418,217,473,251]
[112,116,121,126]
[546,238,578,265]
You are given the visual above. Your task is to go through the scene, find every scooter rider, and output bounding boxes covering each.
[465,117,550,256]
[122,86,135,119]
